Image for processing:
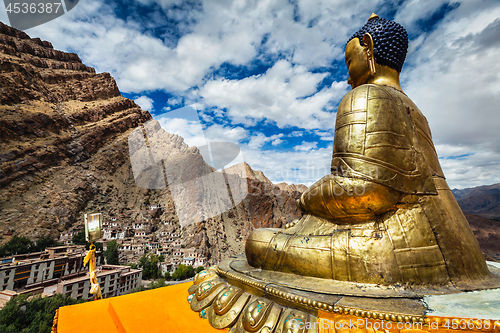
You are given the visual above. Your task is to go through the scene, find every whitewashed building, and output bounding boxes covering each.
[56,265,142,300]
[195,257,206,267]
[182,257,196,266]
[59,231,74,245]
[0,246,103,292]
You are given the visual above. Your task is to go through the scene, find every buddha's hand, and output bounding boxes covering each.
[298,175,401,224]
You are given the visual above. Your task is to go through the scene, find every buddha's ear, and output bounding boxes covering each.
[362,33,376,76]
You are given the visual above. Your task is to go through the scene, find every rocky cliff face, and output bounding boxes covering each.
[0,21,152,235]
[0,22,304,265]
[465,212,500,262]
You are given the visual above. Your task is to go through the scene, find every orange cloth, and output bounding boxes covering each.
[57,282,225,333]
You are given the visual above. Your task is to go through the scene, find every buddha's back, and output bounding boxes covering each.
[332,83,490,286]
[332,84,440,194]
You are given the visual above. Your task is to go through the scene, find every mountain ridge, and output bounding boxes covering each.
[0,21,304,267]
[452,183,500,219]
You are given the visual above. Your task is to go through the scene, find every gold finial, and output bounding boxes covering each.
[368,13,379,21]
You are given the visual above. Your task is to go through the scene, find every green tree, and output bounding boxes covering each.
[196,266,205,274]
[138,254,161,280]
[164,272,171,281]
[0,293,85,333]
[0,235,61,257]
[0,236,34,257]
[158,254,165,262]
[130,285,146,293]
[33,235,60,252]
[147,279,166,289]
[104,240,119,265]
[71,230,86,245]
[186,265,195,278]
[172,264,195,281]
[71,231,102,251]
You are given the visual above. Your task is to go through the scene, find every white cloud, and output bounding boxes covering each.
[156,117,206,148]
[10,0,498,188]
[289,131,304,137]
[400,0,500,188]
[134,96,155,111]
[203,124,249,143]
[438,151,500,189]
[393,0,452,32]
[435,144,472,158]
[247,133,283,150]
[200,60,347,129]
[22,0,384,94]
[314,130,334,141]
[271,138,284,146]
[241,142,332,186]
[154,114,249,171]
[167,97,181,106]
[294,141,318,152]
[434,144,500,188]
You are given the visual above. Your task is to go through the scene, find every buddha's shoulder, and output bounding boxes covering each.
[338,84,396,113]
[341,84,399,101]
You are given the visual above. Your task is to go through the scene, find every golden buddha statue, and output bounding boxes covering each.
[245,14,490,287]
[188,14,500,332]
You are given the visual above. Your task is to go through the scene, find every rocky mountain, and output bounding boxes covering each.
[452,183,500,220]
[451,183,500,261]
[0,20,151,232]
[0,22,304,266]
[465,212,500,262]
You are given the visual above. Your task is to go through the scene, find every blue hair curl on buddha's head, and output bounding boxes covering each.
[347,15,408,73]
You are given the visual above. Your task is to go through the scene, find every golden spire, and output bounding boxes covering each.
[368,13,379,21]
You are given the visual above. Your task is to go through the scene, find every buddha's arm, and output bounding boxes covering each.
[298,174,401,223]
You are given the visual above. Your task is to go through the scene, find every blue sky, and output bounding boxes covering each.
[3,0,499,188]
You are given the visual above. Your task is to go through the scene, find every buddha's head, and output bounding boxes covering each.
[345,14,408,89]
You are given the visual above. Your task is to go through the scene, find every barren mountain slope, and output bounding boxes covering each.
[0,22,304,265]
[452,183,500,219]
